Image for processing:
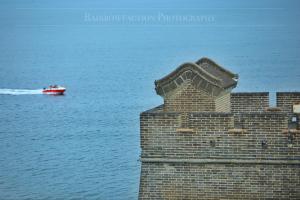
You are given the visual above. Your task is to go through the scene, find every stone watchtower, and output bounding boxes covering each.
[139,57,300,199]
[155,58,238,113]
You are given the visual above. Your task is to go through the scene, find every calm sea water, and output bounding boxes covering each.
[0,0,300,199]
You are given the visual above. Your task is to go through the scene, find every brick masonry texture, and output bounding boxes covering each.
[164,82,216,112]
[163,81,232,113]
[231,92,269,114]
[140,108,299,161]
[139,60,300,200]
[215,92,231,112]
[139,163,300,200]
[277,92,300,115]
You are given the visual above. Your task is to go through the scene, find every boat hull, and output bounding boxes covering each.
[42,89,65,95]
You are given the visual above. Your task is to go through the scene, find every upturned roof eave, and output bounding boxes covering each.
[154,58,238,97]
[155,62,223,88]
[196,57,238,79]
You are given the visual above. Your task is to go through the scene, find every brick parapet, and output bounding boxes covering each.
[231,92,269,114]
[139,59,300,199]
[140,109,299,161]
[276,92,300,116]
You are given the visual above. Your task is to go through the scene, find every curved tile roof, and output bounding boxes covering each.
[196,57,238,89]
[155,57,238,97]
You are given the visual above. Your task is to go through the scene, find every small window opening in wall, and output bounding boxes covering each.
[293,104,300,114]
[289,114,299,129]
[269,92,276,107]
[291,115,298,123]
[287,133,294,147]
[210,140,216,147]
[261,140,268,149]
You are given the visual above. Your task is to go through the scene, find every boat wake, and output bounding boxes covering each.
[0,89,43,95]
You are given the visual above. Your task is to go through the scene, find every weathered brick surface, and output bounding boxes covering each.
[139,62,300,200]
[139,162,300,200]
[140,98,300,199]
[163,81,232,113]
[164,82,215,112]
[215,92,231,112]
[231,92,269,114]
[141,110,299,161]
[277,92,300,115]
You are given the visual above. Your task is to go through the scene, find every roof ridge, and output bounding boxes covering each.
[155,62,223,88]
[154,57,238,97]
[196,57,238,79]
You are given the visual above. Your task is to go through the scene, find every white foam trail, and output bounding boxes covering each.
[0,89,43,95]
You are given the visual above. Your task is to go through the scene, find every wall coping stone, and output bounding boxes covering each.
[282,129,300,134]
[189,112,232,117]
[277,92,300,95]
[141,112,180,117]
[141,158,300,165]
[141,108,288,119]
[238,112,286,117]
[228,129,247,134]
[231,92,269,96]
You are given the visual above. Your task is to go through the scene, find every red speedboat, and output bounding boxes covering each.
[43,85,66,95]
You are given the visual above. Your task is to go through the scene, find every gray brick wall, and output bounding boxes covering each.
[231,92,269,114]
[164,82,215,112]
[140,92,300,199]
[140,110,298,161]
[215,92,231,112]
[139,162,300,200]
[277,92,300,115]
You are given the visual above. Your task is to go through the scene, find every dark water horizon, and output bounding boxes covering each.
[1,0,300,199]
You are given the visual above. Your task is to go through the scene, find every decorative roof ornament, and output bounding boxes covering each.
[155,57,238,97]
